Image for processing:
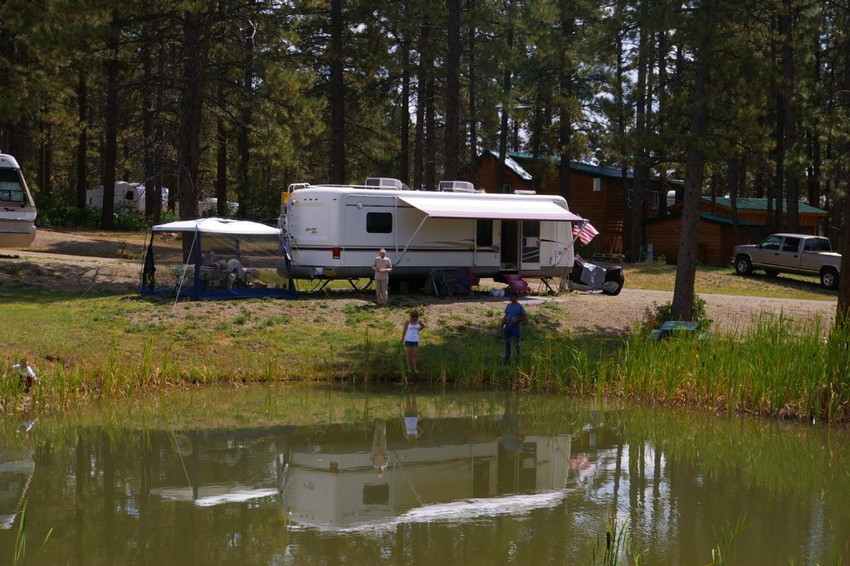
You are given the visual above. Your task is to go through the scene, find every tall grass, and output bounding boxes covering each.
[619,312,849,421]
[2,289,848,424]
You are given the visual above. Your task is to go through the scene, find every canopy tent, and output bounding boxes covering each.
[397,194,584,222]
[140,217,297,300]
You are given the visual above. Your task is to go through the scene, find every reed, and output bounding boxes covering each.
[1,288,847,423]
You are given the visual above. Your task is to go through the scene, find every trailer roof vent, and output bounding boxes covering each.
[437,180,476,193]
[365,177,409,190]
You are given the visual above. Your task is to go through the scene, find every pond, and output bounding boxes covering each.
[1,387,848,565]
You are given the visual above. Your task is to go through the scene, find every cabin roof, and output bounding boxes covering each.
[485,151,683,185]
[646,212,762,226]
[702,197,826,214]
[486,150,533,180]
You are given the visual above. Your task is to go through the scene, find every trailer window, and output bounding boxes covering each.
[366,212,393,233]
[476,220,493,247]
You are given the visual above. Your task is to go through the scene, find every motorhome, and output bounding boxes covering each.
[0,153,37,248]
[279,178,584,284]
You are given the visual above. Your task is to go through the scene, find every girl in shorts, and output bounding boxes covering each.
[401,310,425,374]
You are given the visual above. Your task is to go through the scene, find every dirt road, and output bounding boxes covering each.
[1,229,837,335]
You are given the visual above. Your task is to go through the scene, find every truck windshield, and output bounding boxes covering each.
[0,169,26,203]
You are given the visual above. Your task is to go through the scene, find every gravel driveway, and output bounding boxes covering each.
[2,229,837,336]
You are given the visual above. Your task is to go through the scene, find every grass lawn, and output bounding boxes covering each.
[624,263,836,301]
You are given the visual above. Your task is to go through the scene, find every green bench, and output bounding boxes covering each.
[649,320,711,341]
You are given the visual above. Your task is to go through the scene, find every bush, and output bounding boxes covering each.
[641,294,712,332]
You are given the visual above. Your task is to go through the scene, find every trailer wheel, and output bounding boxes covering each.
[734,255,752,276]
[821,267,839,290]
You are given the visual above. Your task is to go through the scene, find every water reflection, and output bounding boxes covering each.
[0,421,35,530]
[0,389,848,566]
[280,392,571,530]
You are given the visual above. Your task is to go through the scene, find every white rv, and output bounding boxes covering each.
[86,181,169,214]
[279,179,584,282]
[0,153,37,248]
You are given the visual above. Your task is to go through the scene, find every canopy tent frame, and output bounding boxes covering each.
[140,217,297,301]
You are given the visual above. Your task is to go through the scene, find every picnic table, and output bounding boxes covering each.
[649,320,711,341]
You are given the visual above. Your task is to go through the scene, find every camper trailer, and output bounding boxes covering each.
[87,181,169,214]
[0,153,37,248]
[279,179,584,283]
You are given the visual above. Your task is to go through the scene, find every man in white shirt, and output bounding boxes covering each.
[372,248,392,306]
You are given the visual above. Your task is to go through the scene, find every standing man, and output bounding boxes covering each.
[372,248,392,306]
[502,293,527,363]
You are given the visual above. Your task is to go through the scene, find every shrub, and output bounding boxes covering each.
[641,294,712,332]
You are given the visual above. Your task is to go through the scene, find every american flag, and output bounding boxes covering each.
[572,221,599,245]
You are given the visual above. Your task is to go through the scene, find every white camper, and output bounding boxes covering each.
[279,179,584,282]
[86,181,169,214]
[0,152,37,248]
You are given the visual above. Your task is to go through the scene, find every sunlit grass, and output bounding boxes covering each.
[1,284,848,423]
[624,263,835,301]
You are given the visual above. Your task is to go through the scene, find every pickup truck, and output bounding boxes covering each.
[732,233,842,289]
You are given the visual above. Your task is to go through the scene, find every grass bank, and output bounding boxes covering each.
[1,287,847,423]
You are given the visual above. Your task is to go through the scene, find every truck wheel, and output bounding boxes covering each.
[820,268,839,289]
[734,255,752,276]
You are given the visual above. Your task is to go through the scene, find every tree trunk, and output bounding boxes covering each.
[176,3,215,225]
[836,32,850,324]
[101,9,121,230]
[328,0,345,184]
[466,0,478,186]
[444,0,461,180]
[496,14,513,194]
[780,0,799,232]
[76,71,88,213]
[237,11,255,216]
[672,0,715,321]
[400,40,410,184]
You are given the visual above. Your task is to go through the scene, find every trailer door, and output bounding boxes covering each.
[520,221,540,271]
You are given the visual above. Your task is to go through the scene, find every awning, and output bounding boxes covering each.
[152,217,280,236]
[398,195,584,222]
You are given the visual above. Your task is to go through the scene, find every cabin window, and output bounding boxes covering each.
[651,191,659,209]
[625,189,633,209]
[476,219,493,247]
[592,178,602,192]
[366,212,393,233]
[502,183,512,193]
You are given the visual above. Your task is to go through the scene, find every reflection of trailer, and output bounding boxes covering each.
[0,450,36,530]
[282,435,571,529]
[279,179,584,284]
[0,153,37,248]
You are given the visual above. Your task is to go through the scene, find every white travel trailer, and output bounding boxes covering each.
[86,181,169,214]
[0,153,37,248]
[280,179,584,283]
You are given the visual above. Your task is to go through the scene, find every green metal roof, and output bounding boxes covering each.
[646,212,762,226]
[702,197,826,214]
[504,152,683,185]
